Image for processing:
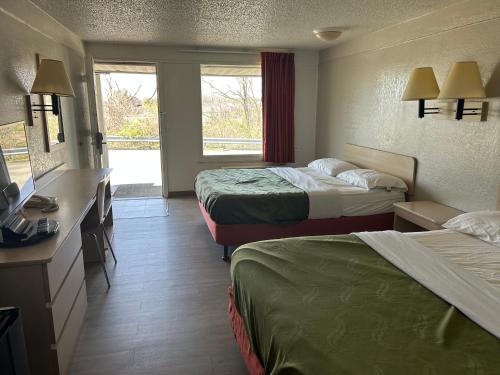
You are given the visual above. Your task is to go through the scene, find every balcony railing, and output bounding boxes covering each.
[2,148,28,156]
[106,136,261,145]
[1,137,262,156]
[107,136,159,143]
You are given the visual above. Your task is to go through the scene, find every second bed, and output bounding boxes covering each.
[196,144,417,260]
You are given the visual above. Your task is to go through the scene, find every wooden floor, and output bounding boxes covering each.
[69,197,246,375]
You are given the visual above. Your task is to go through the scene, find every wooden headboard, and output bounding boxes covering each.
[342,144,417,195]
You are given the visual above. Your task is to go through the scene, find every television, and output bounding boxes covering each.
[0,121,35,226]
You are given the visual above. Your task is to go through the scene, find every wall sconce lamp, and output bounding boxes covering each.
[29,59,75,116]
[438,61,486,120]
[402,67,440,118]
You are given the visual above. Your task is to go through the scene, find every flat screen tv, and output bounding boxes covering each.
[0,121,35,226]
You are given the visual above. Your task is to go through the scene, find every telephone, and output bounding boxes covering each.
[24,195,59,213]
[0,212,59,248]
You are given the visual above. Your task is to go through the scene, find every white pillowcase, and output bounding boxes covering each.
[336,169,408,192]
[443,211,500,247]
[307,158,357,177]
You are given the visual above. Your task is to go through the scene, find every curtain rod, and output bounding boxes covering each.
[177,48,292,55]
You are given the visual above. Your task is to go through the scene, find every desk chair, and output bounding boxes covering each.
[86,179,117,289]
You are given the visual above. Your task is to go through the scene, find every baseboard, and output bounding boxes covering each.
[168,190,195,197]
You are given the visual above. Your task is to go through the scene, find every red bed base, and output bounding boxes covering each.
[228,288,265,375]
[199,202,394,249]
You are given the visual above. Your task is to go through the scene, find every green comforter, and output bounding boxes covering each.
[231,235,500,375]
[195,168,308,224]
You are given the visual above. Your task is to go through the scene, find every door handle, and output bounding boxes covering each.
[94,132,106,154]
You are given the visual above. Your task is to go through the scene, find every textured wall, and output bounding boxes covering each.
[0,2,91,179]
[316,1,500,211]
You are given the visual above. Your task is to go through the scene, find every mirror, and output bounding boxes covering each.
[41,94,65,151]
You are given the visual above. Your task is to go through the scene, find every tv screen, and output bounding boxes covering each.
[0,121,35,225]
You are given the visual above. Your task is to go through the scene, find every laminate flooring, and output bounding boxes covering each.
[69,197,246,375]
[112,198,169,219]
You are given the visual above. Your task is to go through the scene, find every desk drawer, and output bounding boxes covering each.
[53,282,87,375]
[49,250,85,341]
[46,228,82,300]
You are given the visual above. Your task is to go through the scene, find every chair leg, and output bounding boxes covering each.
[89,233,110,289]
[102,226,117,264]
[222,245,230,262]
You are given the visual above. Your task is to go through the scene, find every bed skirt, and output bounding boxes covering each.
[228,288,265,375]
[199,202,394,246]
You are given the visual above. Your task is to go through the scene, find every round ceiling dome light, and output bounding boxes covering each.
[313,28,342,42]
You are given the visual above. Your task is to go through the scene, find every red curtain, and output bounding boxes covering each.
[261,52,295,163]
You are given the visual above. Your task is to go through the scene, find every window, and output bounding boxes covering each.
[200,65,262,156]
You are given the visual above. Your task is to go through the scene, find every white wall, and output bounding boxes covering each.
[0,0,92,178]
[85,43,318,192]
[316,0,500,211]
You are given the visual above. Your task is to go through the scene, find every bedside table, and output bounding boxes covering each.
[393,201,464,232]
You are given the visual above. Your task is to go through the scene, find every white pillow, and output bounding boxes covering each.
[443,211,500,247]
[307,158,357,177]
[336,169,408,192]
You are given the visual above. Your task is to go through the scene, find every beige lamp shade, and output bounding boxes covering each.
[438,61,486,99]
[30,59,75,97]
[402,67,440,101]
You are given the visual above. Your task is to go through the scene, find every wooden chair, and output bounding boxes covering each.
[86,179,117,289]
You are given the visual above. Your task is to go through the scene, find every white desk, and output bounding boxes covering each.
[0,168,112,375]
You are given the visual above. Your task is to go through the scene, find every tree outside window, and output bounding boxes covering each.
[201,65,262,156]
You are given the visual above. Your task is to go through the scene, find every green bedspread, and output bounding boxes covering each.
[195,168,308,224]
[231,235,500,375]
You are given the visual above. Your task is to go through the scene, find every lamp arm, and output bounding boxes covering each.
[51,94,60,116]
[456,98,465,120]
[418,99,425,118]
[417,99,441,118]
[29,94,60,116]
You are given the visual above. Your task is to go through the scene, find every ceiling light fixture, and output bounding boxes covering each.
[313,28,342,42]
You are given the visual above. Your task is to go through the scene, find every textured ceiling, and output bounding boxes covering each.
[31,0,461,49]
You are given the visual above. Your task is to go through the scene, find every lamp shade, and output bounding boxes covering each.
[30,59,75,97]
[402,67,440,101]
[438,61,486,99]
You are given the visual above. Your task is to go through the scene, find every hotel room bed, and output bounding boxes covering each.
[196,167,405,224]
[229,227,500,375]
[196,144,416,260]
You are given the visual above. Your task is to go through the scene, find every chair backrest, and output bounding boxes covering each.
[96,179,107,225]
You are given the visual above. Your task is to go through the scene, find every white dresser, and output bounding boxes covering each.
[0,168,112,375]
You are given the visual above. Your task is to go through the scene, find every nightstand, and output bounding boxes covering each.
[393,201,464,232]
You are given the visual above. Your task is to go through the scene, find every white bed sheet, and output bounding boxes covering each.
[268,167,405,219]
[357,230,500,339]
[408,229,500,287]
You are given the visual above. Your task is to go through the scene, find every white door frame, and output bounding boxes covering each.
[93,73,110,168]
[85,57,169,197]
[84,54,101,168]
[155,63,169,197]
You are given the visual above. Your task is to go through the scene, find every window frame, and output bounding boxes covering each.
[199,64,263,161]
